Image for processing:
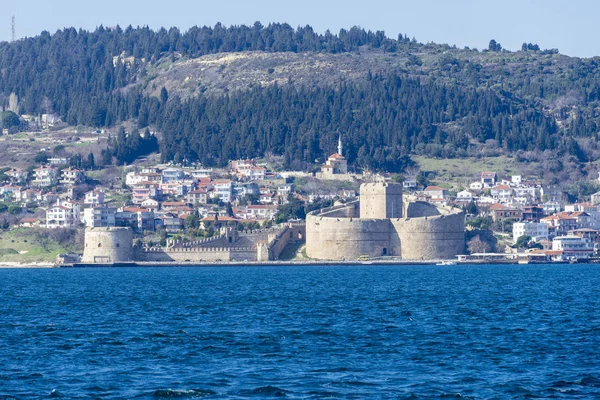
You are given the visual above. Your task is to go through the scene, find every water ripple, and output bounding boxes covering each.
[0,264,599,398]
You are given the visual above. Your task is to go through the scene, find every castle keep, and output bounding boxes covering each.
[306,182,465,260]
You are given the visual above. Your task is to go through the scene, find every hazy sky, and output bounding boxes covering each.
[2,0,598,58]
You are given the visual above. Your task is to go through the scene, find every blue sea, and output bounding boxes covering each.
[1,264,599,399]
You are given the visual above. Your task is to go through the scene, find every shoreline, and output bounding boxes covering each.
[0,262,55,268]
[61,259,577,268]
[3,259,593,269]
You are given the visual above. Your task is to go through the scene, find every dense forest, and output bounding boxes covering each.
[1,23,600,171]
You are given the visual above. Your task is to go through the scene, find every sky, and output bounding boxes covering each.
[2,0,599,58]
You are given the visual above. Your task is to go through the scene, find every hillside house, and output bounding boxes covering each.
[83,206,116,228]
[424,186,448,200]
[522,206,545,223]
[60,167,86,185]
[33,166,59,187]
[491,185,513,203]
[481,172,497,188]
[187,188,209,205]
[46,199,81,229]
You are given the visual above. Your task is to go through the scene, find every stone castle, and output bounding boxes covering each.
[81,223,304,264]
[306,181,465,260]
[81,181,464,264]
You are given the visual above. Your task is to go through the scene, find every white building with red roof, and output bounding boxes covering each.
[46,199,81,229]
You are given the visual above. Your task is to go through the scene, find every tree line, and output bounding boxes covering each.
[1,23,600,170]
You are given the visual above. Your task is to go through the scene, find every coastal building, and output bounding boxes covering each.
[512,222,549,243]
[552,235,594,259]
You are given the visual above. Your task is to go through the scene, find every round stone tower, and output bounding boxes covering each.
[82,227,133,263]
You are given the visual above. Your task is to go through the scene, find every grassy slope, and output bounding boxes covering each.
[414,155,527,189]
[0,228,73,262]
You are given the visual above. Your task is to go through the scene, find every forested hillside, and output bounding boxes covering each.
[1,23,600,171]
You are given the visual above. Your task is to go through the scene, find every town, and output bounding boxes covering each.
[1,125,600,265]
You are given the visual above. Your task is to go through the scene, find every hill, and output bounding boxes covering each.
[1,23,600,173]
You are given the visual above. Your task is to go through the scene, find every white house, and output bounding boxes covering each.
[456,190,475,202]
[60,167,86,185]
[490,185,513,203]
[125,172,145,186]
[84,190,105,205]
[33,166,59,187]
[424,186,448,200]
[83,206,116,227]
[481,172,497,188]
[469,181,484,190]
[212,180,233,203]
[243,166,267,180]
[512,222,549,243]
[141,198,160,211]
[245,205,278,220]
[46,199,81,228]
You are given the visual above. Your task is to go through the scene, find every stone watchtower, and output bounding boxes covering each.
[82,227,134,263]
[359,182,403,219]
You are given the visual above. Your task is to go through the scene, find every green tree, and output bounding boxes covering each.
[86,153,95,170]
[1,111,20,129]
[514,235,531,249]
[185,211,200,229]
[34,151,49,164]
[274,195,306,223]
[160,87,169,104]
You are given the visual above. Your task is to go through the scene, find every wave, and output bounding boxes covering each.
[236,386,289,397]
[152,389,217,398]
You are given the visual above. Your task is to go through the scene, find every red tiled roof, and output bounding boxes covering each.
[492,185,511,190]
[162,201,186,206]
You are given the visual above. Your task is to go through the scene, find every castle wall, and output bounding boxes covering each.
[306,211,399,260]
[137,247,258,262]
[392,211,465,260]
[360,183,402,219]
[82,227,133,263]
[267,223,306,260]
[305,184,466,261]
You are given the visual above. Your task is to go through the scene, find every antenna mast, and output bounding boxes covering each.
[11,15,15,42]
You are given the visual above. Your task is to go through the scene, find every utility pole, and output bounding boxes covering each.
[11,16,15,42]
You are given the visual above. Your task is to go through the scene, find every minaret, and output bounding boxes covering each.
[338,134,343,157]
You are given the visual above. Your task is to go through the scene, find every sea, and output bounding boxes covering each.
[1,264,599,399]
